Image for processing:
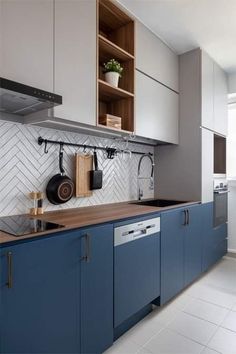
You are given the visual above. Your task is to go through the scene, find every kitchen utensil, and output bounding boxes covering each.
[90,150,103,190]
[75,153,93,197]
[46,146,74,204]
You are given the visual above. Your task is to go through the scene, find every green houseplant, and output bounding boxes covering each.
[103,59,123,88]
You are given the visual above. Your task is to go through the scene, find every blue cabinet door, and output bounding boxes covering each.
[202,202,227,271]
[0,231,80,354]
[184,204,203,286]
[80,224,113,354]
[160,208,185,304]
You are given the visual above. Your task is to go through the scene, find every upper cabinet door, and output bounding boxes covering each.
[54,0,96,125]
[0,0,53,91]
[214,63,228,136]
[136,71,179,143]
[136,21,179,92]
[201,51,214,131]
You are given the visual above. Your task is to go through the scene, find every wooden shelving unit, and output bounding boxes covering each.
[97,0,135,133]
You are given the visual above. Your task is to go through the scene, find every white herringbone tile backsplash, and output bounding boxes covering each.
[0,121,154,216]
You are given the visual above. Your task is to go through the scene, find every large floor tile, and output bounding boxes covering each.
[169,292,193,311]
[144,328,204,354]
[208,327,236,354]
[221,310,236,332]
[186,283,236,309]
[147,304,180,326]
[122,315,165,347]
[167,311,217,345]
[183,298,229,325]
[103,336,140,354]
[201,347,221,354]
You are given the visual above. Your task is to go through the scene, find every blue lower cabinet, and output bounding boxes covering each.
[160,207,185,305]
[0,223,114,354]
[0,230,80,354]
[202,203,227,272]
[80,224,113,354]
[184,205,203,287]
[161,204,204,304]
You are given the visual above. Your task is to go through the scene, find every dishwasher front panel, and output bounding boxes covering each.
[114,232,160,328]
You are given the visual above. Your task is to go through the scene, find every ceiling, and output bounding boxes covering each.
[118,0,236,74]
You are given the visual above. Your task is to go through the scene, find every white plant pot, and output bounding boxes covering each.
[105,72,120,87]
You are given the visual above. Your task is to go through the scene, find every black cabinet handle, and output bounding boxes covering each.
[81,233,91,263]
[182,210,187,226]
[6,251,13,289]
[186,209,190,225]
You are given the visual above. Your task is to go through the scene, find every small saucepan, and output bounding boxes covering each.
[46,145,74,205]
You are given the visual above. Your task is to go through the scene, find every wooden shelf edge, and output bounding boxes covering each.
[98,34,134,60]
[97,124,133,135]
[98,79,134,99]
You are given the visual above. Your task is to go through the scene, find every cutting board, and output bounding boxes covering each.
[75,153,93,197]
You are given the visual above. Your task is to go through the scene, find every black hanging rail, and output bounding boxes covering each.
[38,136,153,159]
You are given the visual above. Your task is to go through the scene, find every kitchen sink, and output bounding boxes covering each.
[131,199,187,207]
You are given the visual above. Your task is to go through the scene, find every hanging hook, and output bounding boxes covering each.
[59,142,64,153]
[44,140,49,154]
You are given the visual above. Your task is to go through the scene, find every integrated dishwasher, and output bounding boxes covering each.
[114,216,161,328]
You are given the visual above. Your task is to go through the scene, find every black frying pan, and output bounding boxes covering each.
[46,146,74,205]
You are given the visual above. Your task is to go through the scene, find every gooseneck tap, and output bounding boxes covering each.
[137,154,155,200]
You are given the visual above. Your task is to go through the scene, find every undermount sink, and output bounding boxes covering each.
[131,199,187,207]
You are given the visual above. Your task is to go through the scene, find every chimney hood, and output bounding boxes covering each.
[0,77,62,116]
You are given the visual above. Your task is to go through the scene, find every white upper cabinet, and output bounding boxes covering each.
[136,21,179,92]
[214,62,228,136]
[201,51,214,131]
[0,0,53,92]
[136,71,179,144]
[53,0,97,126]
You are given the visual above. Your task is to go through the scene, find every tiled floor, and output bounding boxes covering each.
[104,256,236,354]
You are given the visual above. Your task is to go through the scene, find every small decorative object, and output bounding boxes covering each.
[37,192,44,215]
[99,114,122,130]
[29,191,44,215]
[103,59,123,87]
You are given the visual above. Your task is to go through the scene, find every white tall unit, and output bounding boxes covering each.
[155,48,224,203]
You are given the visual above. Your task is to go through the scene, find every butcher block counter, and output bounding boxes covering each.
[0,200,199,245]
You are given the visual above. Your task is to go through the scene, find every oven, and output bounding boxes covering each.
[214,179,228,228]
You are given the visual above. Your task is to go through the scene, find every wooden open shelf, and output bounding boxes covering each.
[99,34,134,63]
[97,0,135,134]
[98,79,134,102]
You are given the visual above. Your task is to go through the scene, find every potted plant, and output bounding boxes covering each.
[103,59,123,88]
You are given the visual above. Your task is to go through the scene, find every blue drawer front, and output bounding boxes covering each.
[114,233,160,327]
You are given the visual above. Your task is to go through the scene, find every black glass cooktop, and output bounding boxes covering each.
[0,215,64,236]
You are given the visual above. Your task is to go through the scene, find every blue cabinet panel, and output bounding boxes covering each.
[202,203,227,272]
[0,231,80,354]
[115,233,160,327]
[81,224,113,354]
[184,204,203,286]
[160,208,185,304]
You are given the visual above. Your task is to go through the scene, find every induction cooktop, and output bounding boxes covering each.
[0,215,64,236]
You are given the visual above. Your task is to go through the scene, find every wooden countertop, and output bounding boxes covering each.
[0,200,200,245]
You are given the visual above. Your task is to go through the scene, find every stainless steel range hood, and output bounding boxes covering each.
[0,77,62,116]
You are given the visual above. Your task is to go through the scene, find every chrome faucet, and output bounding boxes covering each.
[137,154,154,200]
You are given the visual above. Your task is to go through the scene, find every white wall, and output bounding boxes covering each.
[228,73,236,94]
[227,107,236,252]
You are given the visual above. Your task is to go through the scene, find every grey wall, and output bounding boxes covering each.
[0,121,154,216]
